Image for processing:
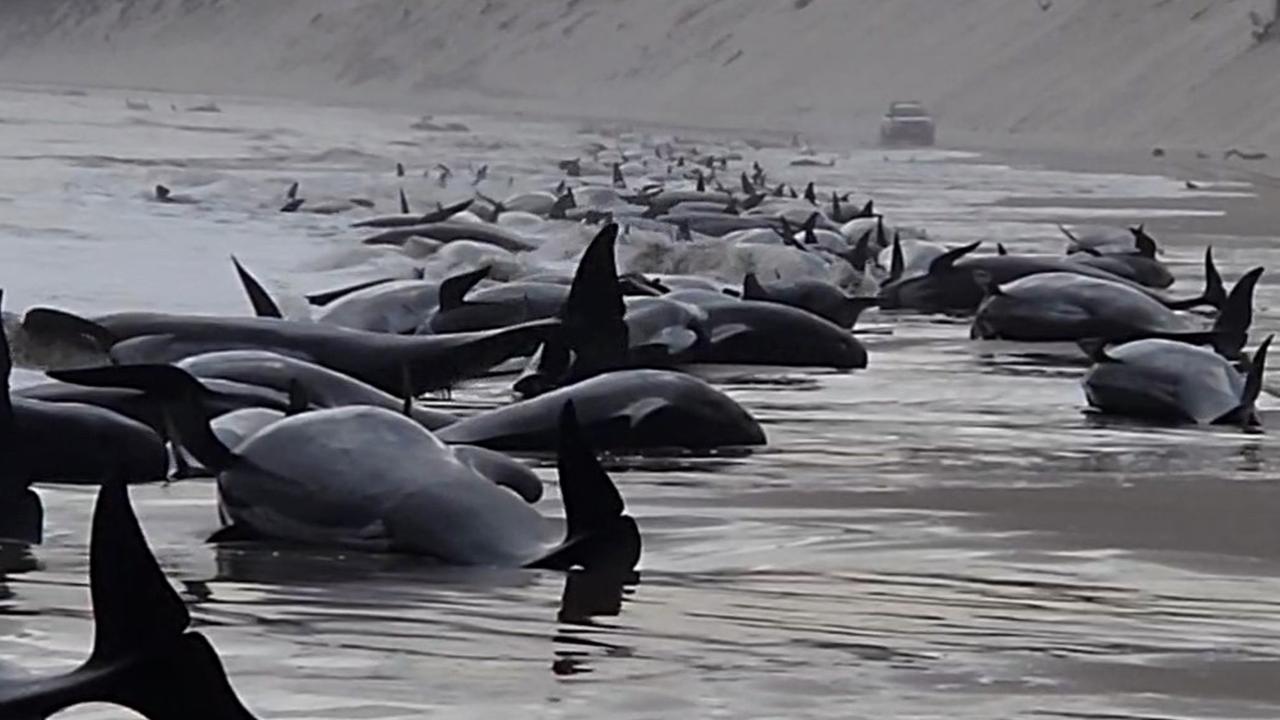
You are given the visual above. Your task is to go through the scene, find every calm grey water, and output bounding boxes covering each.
[1,84,1278,719]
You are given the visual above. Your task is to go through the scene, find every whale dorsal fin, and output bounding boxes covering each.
[399,188,410,214]
[83,482,256,717]
[90,480,190,664]
[1131,225,1158,258]
[888,233,906,283]
[419,198,473,224]
[849,229,874,272]
[230,256,283,319]
[928,241,982,275]
[438,266,491,312]
[562,224,627,381]
[742,273,769,301]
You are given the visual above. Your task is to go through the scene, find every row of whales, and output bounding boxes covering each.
[0,128,1273,717]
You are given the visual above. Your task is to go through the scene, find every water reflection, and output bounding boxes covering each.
[553,569,639,677]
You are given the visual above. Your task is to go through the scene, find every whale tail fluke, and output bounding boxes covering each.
[528,401,641,573]
[46,365,237,473]
[230,256,283,319]
[1165,246,1227,312]
[1216,335,1273,427]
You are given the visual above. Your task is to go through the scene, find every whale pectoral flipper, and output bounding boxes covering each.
[527,401,640,572]
[207,522,266,544]
[622,397,668,428]
[710,323,752,344]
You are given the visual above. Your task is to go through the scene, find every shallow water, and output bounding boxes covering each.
[1,84,1278,719]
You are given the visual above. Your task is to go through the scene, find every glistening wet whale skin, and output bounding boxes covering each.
[438,369,766,451]
[879,242,1224,314]
[0,483,257,719]
[48,365,640,569]
[1081,336,1272,426]
[741,273,876,329]
[22,307,556,397]
[972,266,1262,354]
[176,350,458,430]
[665,290,868,369]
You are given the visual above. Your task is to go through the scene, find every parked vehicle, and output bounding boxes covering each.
[880,101,936,147]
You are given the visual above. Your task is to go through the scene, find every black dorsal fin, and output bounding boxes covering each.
[398,188,410,214]
[230,256,283,319]
[997,243,1008,256]
[89,481,190,664]
[742,272,769,300]
[875,215,886,248]
[419,198,473,224]
[612,163,626,189]
[1132,225,1158,258]
[859,199,874,218]
[849,229,874,272]
[696,173,706,192]
[286,181,299,200]
[803,181,816,204]
[438,266,491,312]
[86,482,258,718]
[889,233,905,282]
[928,241,982,275]
[562,224,628,380]
[741,172,755,195]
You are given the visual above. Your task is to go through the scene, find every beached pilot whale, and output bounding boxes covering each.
[21,305,556,398]
[438,369,766,451]
[972,265,1262,355]
[879,242,1225,315]
[741,273,877,329]
[0,292,167,486]
[48,364,641,570]
[1081,336,1272,426]
[0,482,258,719]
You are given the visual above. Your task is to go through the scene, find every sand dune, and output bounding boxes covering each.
[2,0,1280,150]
